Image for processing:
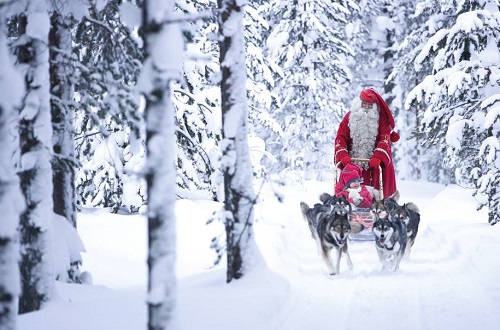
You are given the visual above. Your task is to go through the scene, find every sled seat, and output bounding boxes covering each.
[349,207,375,242]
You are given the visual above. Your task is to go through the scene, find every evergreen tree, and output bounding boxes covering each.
[74,0,144,213]
[244,1,281,149]
[343,0,384,98]
[390,0,452,182]
[263,0,355,179]
[405,0,500,223]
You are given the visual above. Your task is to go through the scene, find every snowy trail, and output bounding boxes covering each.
[18,180,500,330]
[256,180,500,330]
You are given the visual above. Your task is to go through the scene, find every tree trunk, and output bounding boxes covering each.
[17,10,54,314]
[142,1,180,328]
[218,0,257,283]
[50,12,77,228]
[0,19,24,330]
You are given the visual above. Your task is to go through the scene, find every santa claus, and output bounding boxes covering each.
[334,88,400,199]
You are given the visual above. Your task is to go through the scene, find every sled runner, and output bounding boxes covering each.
[335,158,384,242]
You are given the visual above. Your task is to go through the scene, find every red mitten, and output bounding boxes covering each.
[369,157,381,169]
[340,156,351,166]
[390,131,400,143]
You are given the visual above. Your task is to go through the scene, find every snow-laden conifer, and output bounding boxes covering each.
[405,0,500,224]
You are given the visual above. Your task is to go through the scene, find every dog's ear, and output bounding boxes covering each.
[319,192,333,204]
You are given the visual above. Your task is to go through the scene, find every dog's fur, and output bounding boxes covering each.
[370,196,399,218]
[372,213,407,271]
[300,200,354,275]
[319,193,351,212]
[319,193,364,234]
[391,202,420,258]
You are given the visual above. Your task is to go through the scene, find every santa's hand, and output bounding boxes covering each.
[369,157,381,169]
[340,156,351,166]
[353,197,363,206]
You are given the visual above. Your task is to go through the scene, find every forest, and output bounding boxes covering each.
[1,0,500,329]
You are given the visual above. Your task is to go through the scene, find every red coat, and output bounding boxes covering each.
[335,185,373,208]
[334,163,372,207]
[334,112,397,199]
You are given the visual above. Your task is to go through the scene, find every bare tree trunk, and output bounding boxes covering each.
[50,12,76,228]
[141,1,182,328]
[218,0,257,283]
[16,9,54,313]
[0,19,25,330]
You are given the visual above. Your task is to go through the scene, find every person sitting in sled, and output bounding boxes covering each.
[335,163,372,208]
[334,88,399,199]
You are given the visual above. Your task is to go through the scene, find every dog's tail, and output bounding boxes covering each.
[405,202,420,214]
[389,190,401,202]
[300,202,319,240]
[300,202,310,220]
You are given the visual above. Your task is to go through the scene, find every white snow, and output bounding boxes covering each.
[17,179,500,330]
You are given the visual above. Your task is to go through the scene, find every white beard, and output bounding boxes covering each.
[349,98,379,168]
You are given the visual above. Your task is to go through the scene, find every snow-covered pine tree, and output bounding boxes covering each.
[140,0,183,327]
[387,0,421,180]
[262,0,354,179]
[14,4,54,313]
[218,0,257,282]
[244,0,282,157]
[390,0,453,183]
[73,0,144,213]
[0,13,25,330]
[343,0,384,98]
[405,0,500,224]
[173,0,225,200]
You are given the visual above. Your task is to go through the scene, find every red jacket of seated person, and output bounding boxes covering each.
[335,163,372,208]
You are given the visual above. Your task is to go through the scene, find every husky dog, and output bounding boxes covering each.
[391,202,420,258]
[370,194,399,218]
[319,193,364,234]
[300,201,354,275]
[372,213,407,271]
[319,193,351,212]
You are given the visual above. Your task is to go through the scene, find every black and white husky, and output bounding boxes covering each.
[300,196,354,275]
[391,202,420,258]
[372,213,407,272]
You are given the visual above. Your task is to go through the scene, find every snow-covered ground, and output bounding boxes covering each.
[18,180,500,329]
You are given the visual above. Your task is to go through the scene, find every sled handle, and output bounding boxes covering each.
[335,158,384,198]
